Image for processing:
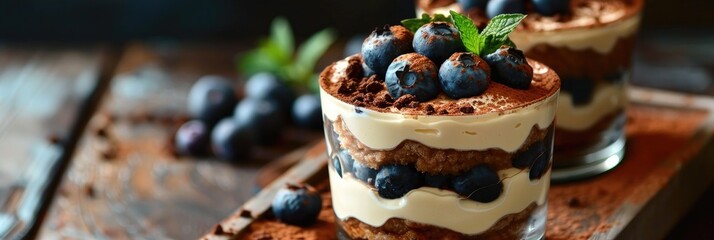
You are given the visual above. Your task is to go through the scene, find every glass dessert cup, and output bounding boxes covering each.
[417,0,643,181]
[319,56,560,239]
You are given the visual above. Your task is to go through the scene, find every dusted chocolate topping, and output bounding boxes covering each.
[421,0,643,31]
[319,55,559,116]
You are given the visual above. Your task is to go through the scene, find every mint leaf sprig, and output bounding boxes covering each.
[449,10,525,56]
[401,13,453,32]
[239,17,337,93]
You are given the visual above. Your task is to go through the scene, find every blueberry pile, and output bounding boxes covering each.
[362,21,533,102]
[271,184,322,226]
[331,135,552,202]
[174,73,324,162]
[458,0,571,18]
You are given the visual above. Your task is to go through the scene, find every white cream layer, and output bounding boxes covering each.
[510,14,641,54]
[556,81,626,131]
[320,88,557,152]
[329,167,549,235]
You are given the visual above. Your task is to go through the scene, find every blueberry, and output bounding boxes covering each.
[271,185,322,226]
[375,165,423,199]
[211,118,253,162]
[512,140,546,169]
[362,61,375,77]
[529,152,551,180]
[338,149,355,174]
[234,98,285,145]
[344,34,367,57]
[484,46,533,89]
[385,53,439,102]
[560,77,594,106]
[486,0,527,19]
[174,120,211,156]
[413,22,465,65]
[332,156,343,178]
[362,25,414,77]
[244,72,296,113]
[439,52,491,99]
[292,94,322,130]
[187,76,237,126]
[458,0,489,10]
[532,0,571,16]
[352,160,378,185]
[424,174,451,189]
[452,165,502,203]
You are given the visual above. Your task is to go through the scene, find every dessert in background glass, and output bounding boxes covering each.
[319,14,560,239]
[418,0,644,181]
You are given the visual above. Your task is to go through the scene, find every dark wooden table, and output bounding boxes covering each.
[0,35,712,239]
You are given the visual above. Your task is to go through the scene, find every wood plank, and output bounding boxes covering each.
[200,90,714,240]
[0,46,111,239]
[37,43,322,240]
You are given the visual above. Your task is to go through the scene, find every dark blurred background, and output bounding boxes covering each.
[0,0,711,42]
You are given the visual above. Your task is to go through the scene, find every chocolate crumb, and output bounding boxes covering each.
[568,197,581,208]
[438,109,449,115]
[100,144,118,160]
[239,209,253,219]
[394,94,418,109]
[425,104,436,115]
[94,126,110,139]
[364,81,384,94]
[85,185,95,198]
[213,224,232,236]
[459,105,474,114]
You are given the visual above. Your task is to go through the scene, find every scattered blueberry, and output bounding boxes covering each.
[452,165,503,203]
[458,0,489,10]
[174,120,211,156]
[362,61,375,77]
[560,77,594,106]
[486,0,527,19]
[375,165,423,199]
[532,0,571,16]
[292,94,323,130]
[424,174,451,189]
[271,184,322,226]
[187,76,237,126]
[211,118,253,162]
[385,53,439,102]
[338,149,355,174]
[234,98,285,145]
[352,160,378,185]
[512,140,546,168]
[244,72,296,113]
[332,155,343,177]
[413,22,465,65]
[362,25,414,77]
[439,52,491,99]
[344,34,367,57]
[484,46,533,89]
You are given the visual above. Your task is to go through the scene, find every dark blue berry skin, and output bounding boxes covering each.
[332,155,343,178]
[352,160,378,185]
[174,120,211,156]
[292,94,322,130]
[484,46,533,89]
[529,152,551,180]
[234,98,285,146]
[362,25,414,77]
[413,22,465,65]
[211,118,253,162]
[385,53,439,102]
[424,174,451,189]
[512,141,546,169]
[244,72,296,113]
[375,165,423,199]
[271,186,322,226]
[560,77,594,106]
[532,0,571,16]
[439,52,491,99]
[458,0,489,10]
[486,0,527,19]
[338,149,355,174]
[452,165,503,203]
[362,62,375,77]
[187,76,237,126]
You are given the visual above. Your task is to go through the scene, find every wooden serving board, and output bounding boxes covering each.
[202,89,714,240]
[36,43,323,240]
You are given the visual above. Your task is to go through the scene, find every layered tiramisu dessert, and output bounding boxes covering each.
[319,13,559,239]
[418,0,643,180]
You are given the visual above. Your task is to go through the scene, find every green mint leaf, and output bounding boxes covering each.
[479,14,525,55]
[271,17,294,58]
[295,28,337,86]
[401,13,432,32]
[432,13,453,23]
[450,10,481,55]
[238,49,284,77]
